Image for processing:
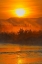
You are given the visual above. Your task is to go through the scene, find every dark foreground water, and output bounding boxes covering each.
[0,44,42,64]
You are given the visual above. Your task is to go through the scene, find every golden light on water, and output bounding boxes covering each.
[17,55,23,64]
[18,59,22,64]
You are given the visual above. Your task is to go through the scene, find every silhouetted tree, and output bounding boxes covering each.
[0,29,42,45]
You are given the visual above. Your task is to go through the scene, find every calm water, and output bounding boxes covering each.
[0,44,42,64]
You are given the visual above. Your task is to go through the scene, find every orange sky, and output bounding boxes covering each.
[0,0,42,19]
[0,17,42,33]
[0,0,42,32]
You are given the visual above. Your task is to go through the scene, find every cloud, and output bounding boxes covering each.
[0,17,42,33]
[36,17,42,26]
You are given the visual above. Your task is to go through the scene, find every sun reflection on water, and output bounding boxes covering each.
[18,59,22,64]
[17,55,23,64]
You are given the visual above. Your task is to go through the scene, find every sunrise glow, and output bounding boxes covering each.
[15,8,25,17]
[0,0,42,64]
[0,0,42,32]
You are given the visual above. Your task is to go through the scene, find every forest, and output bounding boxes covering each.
[0,29,42,45]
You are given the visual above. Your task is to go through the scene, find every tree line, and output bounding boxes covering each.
[0,29,42,45]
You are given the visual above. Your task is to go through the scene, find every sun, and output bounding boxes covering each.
[15,8,25,17]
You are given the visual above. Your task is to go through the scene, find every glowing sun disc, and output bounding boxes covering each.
[15,8,25,17]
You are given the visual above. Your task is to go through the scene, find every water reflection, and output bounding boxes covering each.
[0,44,42,64]
[17,58,22,64]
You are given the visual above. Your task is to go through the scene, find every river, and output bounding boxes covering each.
[0,44,42,64]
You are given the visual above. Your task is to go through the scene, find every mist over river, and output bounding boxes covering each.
[0,44,42,64]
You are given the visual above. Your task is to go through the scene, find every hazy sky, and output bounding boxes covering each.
[0,0,42,19]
